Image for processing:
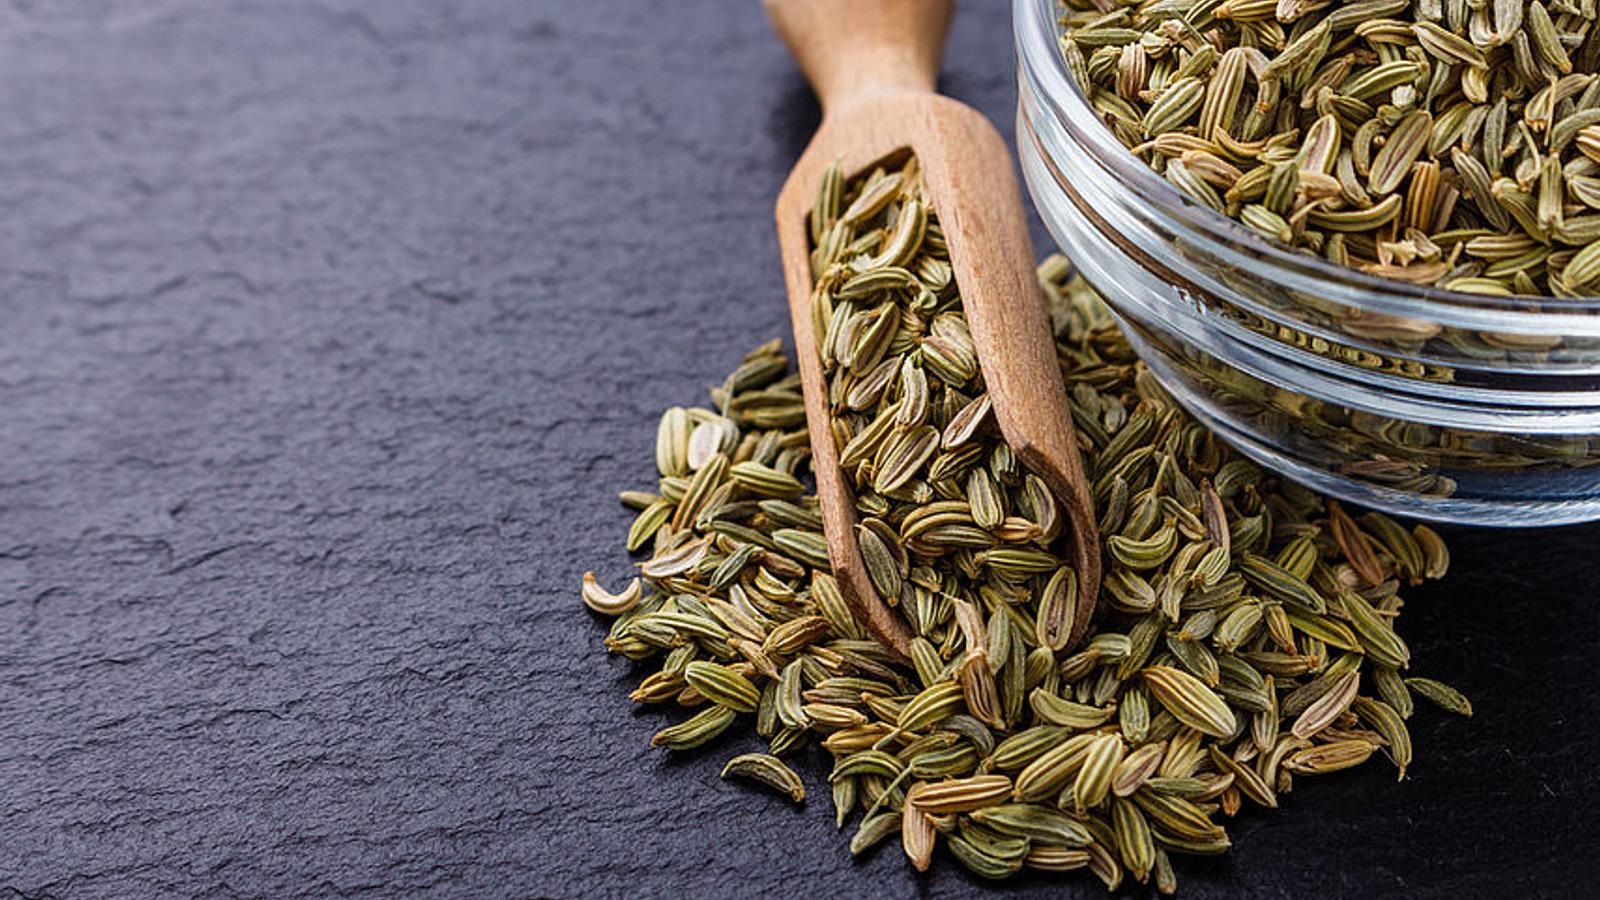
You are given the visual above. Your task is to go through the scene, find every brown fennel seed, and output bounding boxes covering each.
[1058,0,1600,296]
[721,753,807,803]
[583,225,1467,892]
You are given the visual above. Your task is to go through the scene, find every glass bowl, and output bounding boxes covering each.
[1013,0,1600,526]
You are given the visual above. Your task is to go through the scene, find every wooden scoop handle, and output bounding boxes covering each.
[762,0,953,113]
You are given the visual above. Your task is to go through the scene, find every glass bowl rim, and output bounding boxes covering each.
[1013,0,1600,317]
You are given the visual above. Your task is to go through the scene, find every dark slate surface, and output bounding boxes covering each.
[0,1,1595,897]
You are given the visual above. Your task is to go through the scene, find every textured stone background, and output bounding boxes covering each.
[0,1,1595,897]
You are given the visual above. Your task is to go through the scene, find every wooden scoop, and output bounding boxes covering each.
[764,0,1101,659]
